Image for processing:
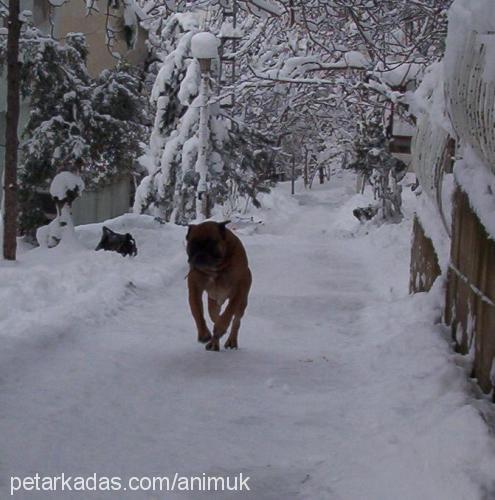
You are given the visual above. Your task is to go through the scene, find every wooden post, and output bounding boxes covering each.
[319,165,324,184]
[3,0,21,261]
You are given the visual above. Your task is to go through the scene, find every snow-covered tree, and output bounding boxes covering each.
[17,30,92,236]
[347,109,407,222]
[134,9,274,223]
[88,61,148,187]
[133,12,201,222]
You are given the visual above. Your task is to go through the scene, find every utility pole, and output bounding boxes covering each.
[191,32,219,220]
[3,0,21,260]
[218,0,239,109]
[197,71,210,219]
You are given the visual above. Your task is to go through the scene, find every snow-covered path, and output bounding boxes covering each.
[1,176,494,499]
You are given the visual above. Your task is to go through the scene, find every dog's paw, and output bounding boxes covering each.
[224,337,238,349]
[198,330,212,344]
[205,339,220,352]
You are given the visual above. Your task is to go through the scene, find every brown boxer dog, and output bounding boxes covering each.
[186,220,252,351]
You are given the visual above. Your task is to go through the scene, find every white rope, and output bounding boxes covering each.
[449,262,495,308]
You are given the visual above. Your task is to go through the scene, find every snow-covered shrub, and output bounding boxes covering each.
[347,110,406,223]
[37,172,85,248]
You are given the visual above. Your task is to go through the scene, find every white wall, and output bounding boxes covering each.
[72,176,132,226]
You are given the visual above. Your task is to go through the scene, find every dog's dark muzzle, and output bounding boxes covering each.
[188,252,221,270]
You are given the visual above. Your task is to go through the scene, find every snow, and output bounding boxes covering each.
[445,0,495,84]
[415,192,451,273]
[247,0,284,17]
[374,61,423,89]
[1,173,494,499]
[49,171,85,200]
[191,32,219,60]
[177,59,200,106]
[219,21,243,39]
[411,61,452,135]
[343,50,370,69]
[454,145,495,240]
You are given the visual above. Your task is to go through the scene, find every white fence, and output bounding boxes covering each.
[446,31,495,173]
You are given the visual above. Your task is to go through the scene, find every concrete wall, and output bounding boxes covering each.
[72,176,132,226]
[52,0,148,77]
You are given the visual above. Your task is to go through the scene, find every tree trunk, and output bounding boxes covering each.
[303,149,308,188]
[3,0,21,260]
[291,157,295,195]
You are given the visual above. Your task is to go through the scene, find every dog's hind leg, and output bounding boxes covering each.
[224,272,251,350]
[224,315,242,349]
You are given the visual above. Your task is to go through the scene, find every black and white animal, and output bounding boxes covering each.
[95,226,137,257]
[353,205,379,222]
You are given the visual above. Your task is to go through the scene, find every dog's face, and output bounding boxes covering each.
[186,221,230,271]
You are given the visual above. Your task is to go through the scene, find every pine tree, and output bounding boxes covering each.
[18,30,92,236]
[0,25,148,238]
[88,61,148,188]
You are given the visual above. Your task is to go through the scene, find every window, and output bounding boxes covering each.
[389,136,411,155]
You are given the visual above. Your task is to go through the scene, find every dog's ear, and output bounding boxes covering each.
[218,220,231,238]
[186,224,194,240]
[102,226,114,236]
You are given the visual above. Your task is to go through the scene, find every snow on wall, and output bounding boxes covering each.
[410,60,453,248]
[412,112,449,203]
[454,145,495,241]
[412,0,495,241]
[414,194,451,273]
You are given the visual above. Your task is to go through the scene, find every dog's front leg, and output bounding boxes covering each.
[188,275,211,344]
[206,295,240,351]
